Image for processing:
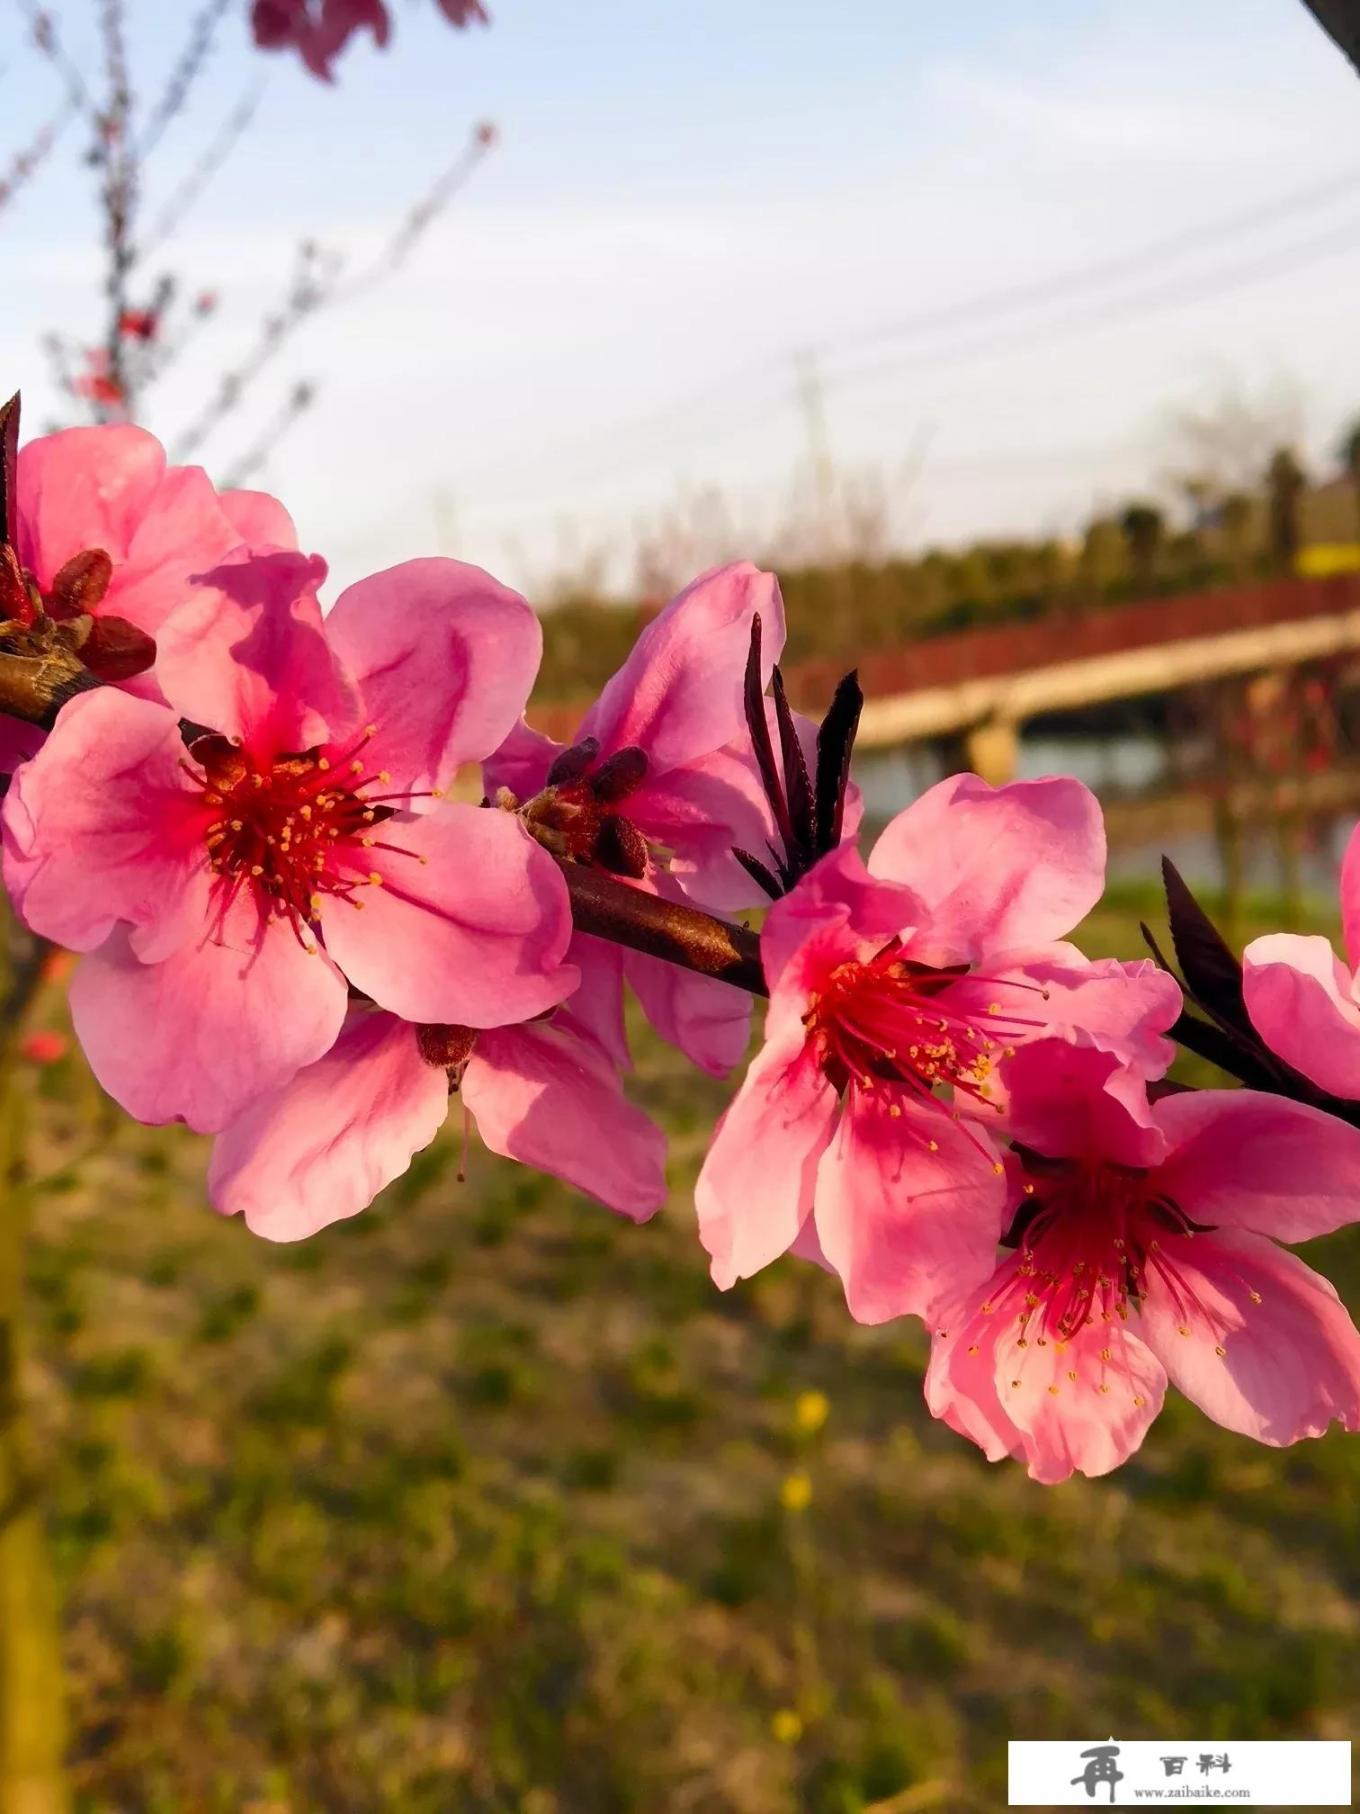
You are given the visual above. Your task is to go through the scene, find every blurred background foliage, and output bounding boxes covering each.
[534,425,1360,703]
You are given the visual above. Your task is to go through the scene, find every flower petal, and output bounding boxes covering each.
[17,425,164,592]
[1139,1229,1360,1445]
[999,1039,1166,1169]
[155,548,358,754]
[761,841,924,993]
[1341,820,1360,971]
[812,1090,1007,1323]
[868,774,1106,960]
[317,803,576,1027]
[208,1009,448,1240]
[1,690,205,957]
[1154,1088,1360,1243]
[0,714,45,775]
[562,933,631,1070]
[70,905,348,1132]
[624,946,752,1078]
[927,1262,1167,1484]
[465,1014,666,1220]
[217,487,298,551]
[696,1030,837,1289]
[325,559,542,798]
[1000,949,1181,1076]
[580,562,783,774]
[1242,932,1360,1098]
[482,717,560,805]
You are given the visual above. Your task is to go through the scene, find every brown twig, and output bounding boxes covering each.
[557,862,766,996]
[136,0,235,157]
[140,83,262,254]
[97,0,136,412]
[0,101,75,218]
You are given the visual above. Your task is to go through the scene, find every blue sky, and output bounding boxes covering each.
[4,0,1360,596]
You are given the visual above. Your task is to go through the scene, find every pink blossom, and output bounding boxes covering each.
[209,1003,664,1240]
[5,423,295,737]
[1241,820,1360,1098]
[2,551,576,1132]
[696,776,1180,1323]
[252,0,486,81]
[486,561,855,1078]
[927,1038,1360,1483]
[19,1029,66,1066]
[70,349,123,409]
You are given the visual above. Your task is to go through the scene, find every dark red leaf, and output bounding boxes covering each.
[596,813,649,879]
[0,393,19,551]
[814,668,862,856]
[591,745,648,803]
[1161,857,1251,1031]
[733,846,784,901]
[79,614,157,682]
[771,666,814,860]
[744,614,794,855]
[546,737,598,787]
[46,547,113,620]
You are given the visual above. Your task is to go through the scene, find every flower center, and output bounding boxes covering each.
[803,946,1042,1113]
[512,738,650,877]
[186,724,427,947]
[995,1160,1237,1351]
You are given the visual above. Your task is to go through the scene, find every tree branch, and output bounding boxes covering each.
[557,863,766,995]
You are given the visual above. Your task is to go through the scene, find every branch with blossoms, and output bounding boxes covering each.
[15,0,494,478]
[4,390,1360,1496]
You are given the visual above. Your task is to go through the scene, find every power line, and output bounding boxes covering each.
[813,163,1360,361]
[821,211,1360,396]
[501,208,1360,505]
[491,163,1360,492]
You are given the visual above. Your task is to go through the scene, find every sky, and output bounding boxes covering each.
[4,0,1360,598]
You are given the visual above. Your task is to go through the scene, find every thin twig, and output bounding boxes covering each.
[219,380,316,488]
[140,82,262,253]
[16,0,98,120]
[0,99,75,218]
[97,0,137,411]
[136,0,234,157]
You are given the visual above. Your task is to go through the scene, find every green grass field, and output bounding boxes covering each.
[15,883,1360,1812]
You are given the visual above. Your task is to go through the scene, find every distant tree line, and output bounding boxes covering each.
[534,423,1360,704]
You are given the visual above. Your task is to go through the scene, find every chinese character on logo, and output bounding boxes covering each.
[1160,1757,1187,1777]
[1071,1743,1124,1803]
[1198,1753,1232,1775]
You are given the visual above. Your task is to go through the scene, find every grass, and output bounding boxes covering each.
[14,887,1360,1812]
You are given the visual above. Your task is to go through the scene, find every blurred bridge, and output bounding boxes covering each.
[528,574,1360,785]
[783,572,1360,782]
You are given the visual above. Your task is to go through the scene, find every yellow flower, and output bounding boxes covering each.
[793,1390,830,1434]
[781,1471,813,1513]
[771,1709,804,1744]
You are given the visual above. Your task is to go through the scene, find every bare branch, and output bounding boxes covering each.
[96,0,137,410]
[141,83,262,253]
[0,98,74,218]
[137,0,235,157]
[169,239,340,462]
[335,120,498,301]
[219,380,317,488]
[15,0,98,120]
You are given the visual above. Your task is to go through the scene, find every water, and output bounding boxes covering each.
[853,731,1358,896]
